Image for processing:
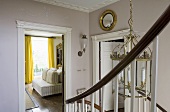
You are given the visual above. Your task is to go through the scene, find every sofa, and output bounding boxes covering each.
[32,68,62,97]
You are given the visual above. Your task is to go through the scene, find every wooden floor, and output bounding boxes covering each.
[25,84,62,112]
[25,84,124,112]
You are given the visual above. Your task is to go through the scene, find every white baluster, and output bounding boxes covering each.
[131,60,136,112]
[138,95,140,112]
[114,75,119,112]
[143,99,146,112]
[82,98,85,112]
[67,104,69,112]
[85,104,88,112]
[149,101,151,112]
[151,36,159,112]
[78,103,81,112]
[91,93,94,112]
[74,102,77,112]
[72,103,75,112]
[102,86,105,112]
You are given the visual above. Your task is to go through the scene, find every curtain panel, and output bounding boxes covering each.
[25,36,34,84]
[48,38,55,68]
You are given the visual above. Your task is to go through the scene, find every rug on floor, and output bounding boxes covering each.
[25,88,39,110]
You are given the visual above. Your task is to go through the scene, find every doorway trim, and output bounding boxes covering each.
[91,29,129,109]
[16,20,72,112]
[91,29,129,86]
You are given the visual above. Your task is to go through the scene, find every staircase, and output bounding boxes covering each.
[65,5,170,112]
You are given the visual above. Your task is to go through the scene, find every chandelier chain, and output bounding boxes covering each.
[128,0,133,35]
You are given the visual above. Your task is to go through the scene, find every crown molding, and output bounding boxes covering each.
[33,0,119,13]
[34,0,89,12]
[89,0,119,12]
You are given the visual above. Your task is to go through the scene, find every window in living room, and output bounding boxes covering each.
[32,37,48,76]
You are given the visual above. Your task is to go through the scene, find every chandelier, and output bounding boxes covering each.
[110,0,152,98]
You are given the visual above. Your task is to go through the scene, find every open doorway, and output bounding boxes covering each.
[91,29,129,111]
[24,30,64,112]
[99,40,124,111]
[16,21,72,112]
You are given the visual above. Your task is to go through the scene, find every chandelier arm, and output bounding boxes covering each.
[132,40,136,47]
[134,36,139,43]
[133,36,152,56]
[118,44,126,56]
[119,38,133,55]
[123,37,131,48]
[123,35,131,44]
[112,44,120,52]
[112,44,121,54]
[112,39,129,57]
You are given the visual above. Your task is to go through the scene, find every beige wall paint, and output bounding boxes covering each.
[0,0,169,111]
[0,0,90,111]
[89,0,170,111]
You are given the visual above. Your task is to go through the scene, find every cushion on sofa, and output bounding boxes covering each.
[56,69,62,83]
[50,68,57,71]
[46,69,59,84]
[42,68,49,81]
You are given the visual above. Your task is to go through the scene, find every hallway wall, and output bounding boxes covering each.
[0,0,90,111]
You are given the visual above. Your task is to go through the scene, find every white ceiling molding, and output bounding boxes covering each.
[33,0,119,13]
[89,0,120,12]
[34,0,89,12]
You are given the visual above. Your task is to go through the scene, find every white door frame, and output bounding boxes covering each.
[91,29,129,85]
[91,29,129,107]
[16,20,72,112]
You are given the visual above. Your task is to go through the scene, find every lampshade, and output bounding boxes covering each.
[81,35,88,52]
[78,35,88,56]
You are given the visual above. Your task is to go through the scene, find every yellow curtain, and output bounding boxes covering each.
[48,38,55,68]
[25,36,34,84]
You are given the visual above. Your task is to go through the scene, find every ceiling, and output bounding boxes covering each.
[33,0,119,12]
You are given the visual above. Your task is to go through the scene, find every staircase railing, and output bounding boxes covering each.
[66,4,170,112]
[138,91,167,112]
[76,100,124,112]
[76,100,105,112]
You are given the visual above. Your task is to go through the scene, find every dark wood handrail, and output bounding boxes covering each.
[138,91,167,112]
[66,5,170,104]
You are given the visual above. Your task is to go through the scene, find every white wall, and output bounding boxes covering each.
[0,0,90,111]
[90,0,170,111]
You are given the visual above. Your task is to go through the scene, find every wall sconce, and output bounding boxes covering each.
[78,35,88,56]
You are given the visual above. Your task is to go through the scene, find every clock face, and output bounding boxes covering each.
[100,10,117,31]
